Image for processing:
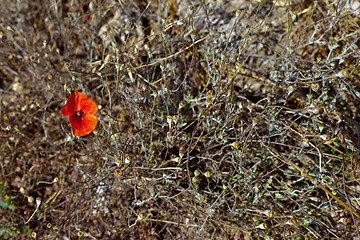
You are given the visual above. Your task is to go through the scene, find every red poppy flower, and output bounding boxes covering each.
[61,92,98,136]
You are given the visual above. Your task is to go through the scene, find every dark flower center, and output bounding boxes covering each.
[75,110,85,117]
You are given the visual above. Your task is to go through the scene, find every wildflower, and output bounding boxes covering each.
[61,92,98,136]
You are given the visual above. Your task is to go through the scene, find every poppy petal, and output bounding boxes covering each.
[61,92,87,116]
[69,114,98,136]
[80,97,98,115]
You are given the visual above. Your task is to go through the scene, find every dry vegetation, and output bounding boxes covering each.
[2,0,360,239]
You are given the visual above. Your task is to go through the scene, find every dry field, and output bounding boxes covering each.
[2,0,360,239]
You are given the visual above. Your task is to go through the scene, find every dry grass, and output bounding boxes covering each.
[1,0,360,239]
